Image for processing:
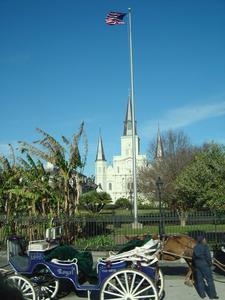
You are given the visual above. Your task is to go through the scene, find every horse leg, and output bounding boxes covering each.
[184,263,194,287]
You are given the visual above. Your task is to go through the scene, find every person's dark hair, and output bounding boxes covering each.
[0,274,24,300]
[197,235,206,243]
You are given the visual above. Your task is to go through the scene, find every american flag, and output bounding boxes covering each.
[105,11,127,25]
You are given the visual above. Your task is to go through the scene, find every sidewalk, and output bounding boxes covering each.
[164,275,223,300]
[63,274,224,299]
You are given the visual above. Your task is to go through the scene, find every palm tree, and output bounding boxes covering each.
[14,153,57,216]
[18,123,88,216]
[0,144,20,219]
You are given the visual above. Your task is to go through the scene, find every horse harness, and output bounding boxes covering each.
[160,235,194,261]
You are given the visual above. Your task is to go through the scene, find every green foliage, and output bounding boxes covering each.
[17,124,88,217]
[137,203,155,210]
[79,191,112,213]
[75,235,115,250]
[0,150,21,217]
[174,143,225,211]
[0,124,88,223]
[114,197,131,209]
[103,204,117,210]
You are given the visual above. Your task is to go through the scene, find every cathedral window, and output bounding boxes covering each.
[127,182,133,190]
[109,182,112,190]
[117,167,120,173]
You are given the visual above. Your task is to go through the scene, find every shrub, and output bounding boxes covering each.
[74,235,115,250]
[115,198,131,209]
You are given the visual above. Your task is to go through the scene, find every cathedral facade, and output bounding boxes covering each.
[95,98,147,202]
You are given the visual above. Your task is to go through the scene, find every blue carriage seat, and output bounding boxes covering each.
[7,238,30,272]
[45,245,98,284]
[50,258,79,278]
[9,255,30,272]
[7,227,62,273]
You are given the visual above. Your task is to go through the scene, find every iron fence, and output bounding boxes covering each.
[0,211,225,250]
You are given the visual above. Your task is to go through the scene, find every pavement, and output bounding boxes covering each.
[62,276,224,300]
[61,266,225,300]
[1,251,224,300]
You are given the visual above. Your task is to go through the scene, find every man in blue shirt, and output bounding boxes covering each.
[193,236,219,299]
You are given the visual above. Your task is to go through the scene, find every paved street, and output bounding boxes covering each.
[61,272,224,300]
[62,276,224,300]
[1,251,224,300]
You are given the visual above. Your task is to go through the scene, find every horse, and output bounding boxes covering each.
[159,234,196,285]
[125,234,197,286]
[160,234,196,260]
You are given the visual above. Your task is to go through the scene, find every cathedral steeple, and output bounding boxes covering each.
[155,126,164,160]
[95,135,106,161]
[123,96,136,136]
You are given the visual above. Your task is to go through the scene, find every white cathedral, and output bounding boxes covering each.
[95,98,147,202]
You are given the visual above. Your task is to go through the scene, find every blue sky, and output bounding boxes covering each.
[0,0,225,176]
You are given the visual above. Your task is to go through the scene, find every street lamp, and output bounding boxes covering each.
[156,176,164,238]
[129,189,133,215]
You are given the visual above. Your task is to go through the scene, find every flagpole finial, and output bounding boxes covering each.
[128,7,131,11]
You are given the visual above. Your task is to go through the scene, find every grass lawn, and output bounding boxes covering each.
[74,223,225,250]
[114,223,225,235]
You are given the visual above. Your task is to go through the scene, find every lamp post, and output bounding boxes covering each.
[156,177,164,238]
[129,189,133,216]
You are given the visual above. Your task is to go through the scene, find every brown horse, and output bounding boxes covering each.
[160,234,196,285]
[125,234,197,286]
[161,234,196,261]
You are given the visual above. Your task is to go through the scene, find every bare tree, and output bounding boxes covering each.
[138,129,199,211]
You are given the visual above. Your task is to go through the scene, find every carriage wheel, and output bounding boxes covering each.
[7,275,36,300]
[31,270,59,299]
[157,268,165,299]
[100,268,158,300]
[57,279,74,298]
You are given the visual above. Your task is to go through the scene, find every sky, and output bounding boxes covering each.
[0,0,225,176]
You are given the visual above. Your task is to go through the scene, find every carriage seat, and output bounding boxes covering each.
[51,258,78,265]
[28,240,58,252]
[9,255,30,272]
[27,227,62,252]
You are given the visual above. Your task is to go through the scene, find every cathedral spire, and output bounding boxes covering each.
[123,96,136,136]
[95,134,106,161]
[155,126,164,160]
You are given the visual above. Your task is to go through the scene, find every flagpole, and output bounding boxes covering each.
[128,8,138,226]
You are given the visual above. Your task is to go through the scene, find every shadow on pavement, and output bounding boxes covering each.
[161,265,188,276]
